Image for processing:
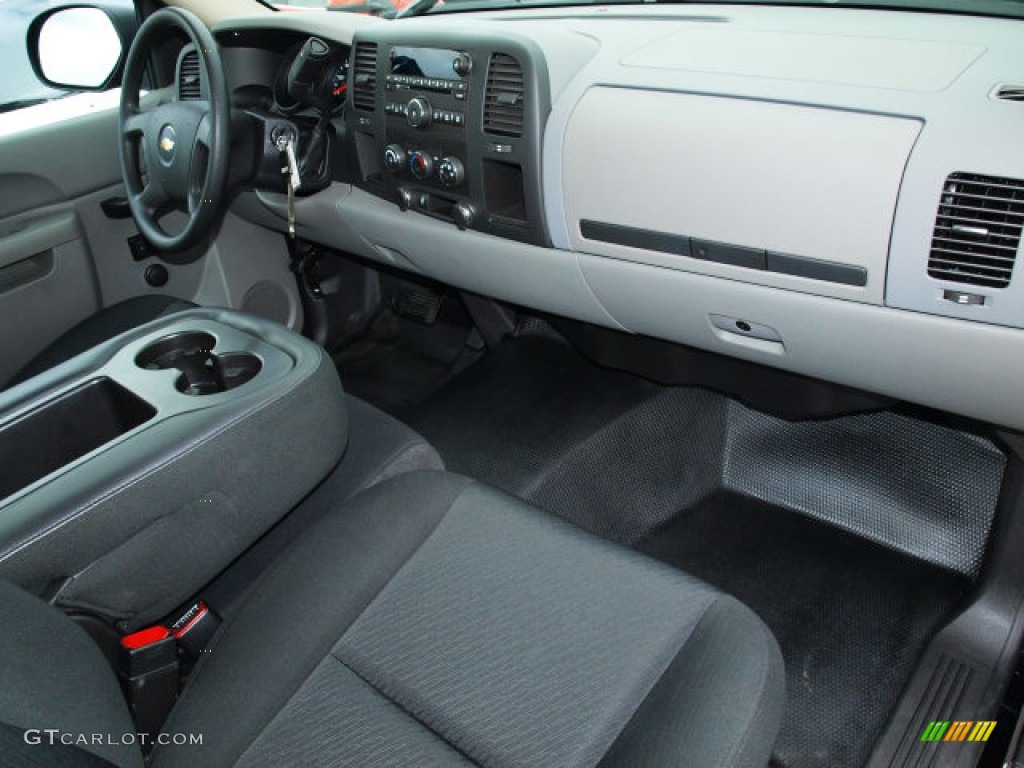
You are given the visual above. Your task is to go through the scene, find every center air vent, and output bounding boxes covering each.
[993,84,1024,102]
[927,172,1024,289]
[483,53,524,137]
[353,42,378,112]
[179,50,201,100]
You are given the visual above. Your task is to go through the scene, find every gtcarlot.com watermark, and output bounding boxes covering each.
[23,729,202,747]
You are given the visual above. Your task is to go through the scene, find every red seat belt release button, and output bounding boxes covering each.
[119,625,176,676]
[170,600,220,655]
[117,625,178,739]
[121,625,171,650]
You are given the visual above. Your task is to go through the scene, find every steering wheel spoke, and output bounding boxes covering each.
[122,110,151,138]
[117,8,230,253]
[138,179,170,214]
[187,112,214,214]
[194,111,213,151]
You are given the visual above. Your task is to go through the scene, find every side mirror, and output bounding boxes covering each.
[27,6,132,91]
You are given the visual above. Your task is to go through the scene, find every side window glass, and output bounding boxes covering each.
[0,1,63,114]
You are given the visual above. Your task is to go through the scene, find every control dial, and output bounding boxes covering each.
[408,150,434,181]
[406,97,432,129]
[453,54,472,77]
[438,156,465,188]
[384,144,406,172]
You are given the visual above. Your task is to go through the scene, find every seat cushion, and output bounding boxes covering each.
[201,396,445,617]
[155,471,784,768]
[6,295,196,389]
[0,580,141,768]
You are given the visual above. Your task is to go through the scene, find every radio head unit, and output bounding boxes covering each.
[391,46,473,84]
[347,32,551,247]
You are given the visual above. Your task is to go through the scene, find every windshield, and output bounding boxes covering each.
[267,0,1024,19]
[270,0,416,13]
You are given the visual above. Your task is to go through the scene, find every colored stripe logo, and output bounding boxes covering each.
[920,721,997,742]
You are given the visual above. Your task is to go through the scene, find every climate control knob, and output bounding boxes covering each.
[408,150,434,180]
[406,97,432,129]
[438,156,465,188]
[384,144,406,172]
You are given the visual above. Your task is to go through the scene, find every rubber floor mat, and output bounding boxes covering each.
[722,406,1004,578]
[411,336,1004,575]
[636,491,970,768]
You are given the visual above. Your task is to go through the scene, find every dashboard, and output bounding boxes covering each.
[211,7,1024,431]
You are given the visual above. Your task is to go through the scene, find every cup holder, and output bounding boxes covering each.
[213,353,263,392]
[136,332,216,371]
[135,331,262,396]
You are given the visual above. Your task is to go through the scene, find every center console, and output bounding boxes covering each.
[346,30,550,246]
[0,309,347,629]
[383,47,472,202]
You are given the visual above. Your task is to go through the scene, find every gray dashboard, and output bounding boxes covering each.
[216,6,1024,431]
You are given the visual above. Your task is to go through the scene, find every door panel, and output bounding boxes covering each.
[0,99,303,387]
[0,209,79,269]
[0,104,125,384]
[0,100,123,219]
[0,206,100,384]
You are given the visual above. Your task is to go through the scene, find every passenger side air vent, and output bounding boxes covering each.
[352,42,378,112]
[928,172,1023,289]
[179,50,201,101]
[993,84,1024,102]
[483,53,524,137]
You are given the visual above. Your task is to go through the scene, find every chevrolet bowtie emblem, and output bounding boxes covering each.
[157,124,177,162]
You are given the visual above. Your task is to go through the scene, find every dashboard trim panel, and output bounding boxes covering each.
[218,6,1024,430]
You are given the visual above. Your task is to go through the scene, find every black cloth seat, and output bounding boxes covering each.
[6,295,196,389]
[0,471,785,768]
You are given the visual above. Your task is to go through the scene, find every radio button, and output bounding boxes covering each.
[407,97,432,128]
[397,187,413,211]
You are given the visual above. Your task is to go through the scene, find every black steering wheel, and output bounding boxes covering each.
[118,8,231,253]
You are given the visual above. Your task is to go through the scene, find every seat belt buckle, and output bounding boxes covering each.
[118,625,179,743]
[169,600,220,657]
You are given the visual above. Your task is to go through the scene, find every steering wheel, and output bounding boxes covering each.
[118,8,231,253]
